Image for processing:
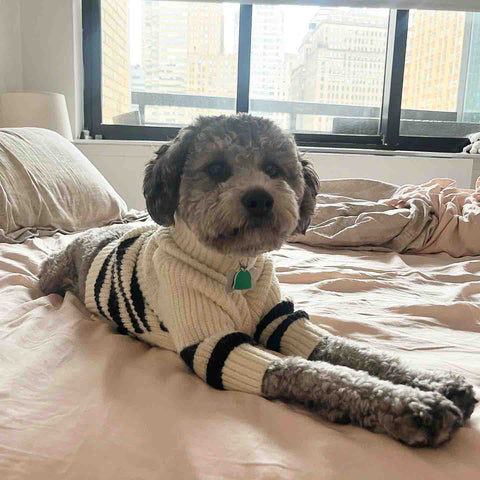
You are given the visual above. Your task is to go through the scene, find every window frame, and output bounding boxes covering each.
[82,0,471,152]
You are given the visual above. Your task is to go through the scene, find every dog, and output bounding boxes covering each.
[39,114,476,447]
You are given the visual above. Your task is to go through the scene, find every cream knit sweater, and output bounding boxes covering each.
[85,219,326,394]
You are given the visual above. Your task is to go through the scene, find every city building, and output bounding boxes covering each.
[289,8,388,132]
[131,64,146,92]
[101,0,130,125]
[249,5,289,127]
[141,0,237,126]
[402,10,466,112]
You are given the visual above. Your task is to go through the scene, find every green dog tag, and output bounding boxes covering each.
[232,268,252,290]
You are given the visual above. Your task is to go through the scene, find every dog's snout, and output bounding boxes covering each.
[241,188,274,217]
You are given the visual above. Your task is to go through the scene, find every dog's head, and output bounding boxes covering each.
[144,114,319,256]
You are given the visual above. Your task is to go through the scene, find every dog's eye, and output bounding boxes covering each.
[206,161,231,182]
[263,163,281,178]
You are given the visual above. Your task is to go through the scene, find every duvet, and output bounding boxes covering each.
[1,233,479,480]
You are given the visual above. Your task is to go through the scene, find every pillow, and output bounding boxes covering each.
[0,127,145,243]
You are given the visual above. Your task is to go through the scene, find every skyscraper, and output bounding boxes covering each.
[402,10,466,112]
[101,0,130,124]
[141,0,237,125]
[289,8,388,132]
[249,5,288,126]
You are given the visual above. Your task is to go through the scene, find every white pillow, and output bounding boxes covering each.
[0,127,144,243]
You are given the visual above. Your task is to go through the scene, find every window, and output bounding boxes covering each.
[83,0,479,152]
[249,5,389,134]
[400,9,480,138]
[100,0,238,129]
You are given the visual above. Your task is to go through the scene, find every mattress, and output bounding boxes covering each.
[1,233,479,480]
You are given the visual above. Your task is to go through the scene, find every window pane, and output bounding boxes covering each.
[249,5,389,134]
[400,10,480,137]
[101,0,239,127]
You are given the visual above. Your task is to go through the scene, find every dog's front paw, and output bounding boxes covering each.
[412,371,478,421]
[384,391,463,447]
[436,375,478,421]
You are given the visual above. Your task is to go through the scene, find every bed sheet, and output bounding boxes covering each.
[1,234,479,480]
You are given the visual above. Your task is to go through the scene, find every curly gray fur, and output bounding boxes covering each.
[309,335,477,420]
[262,357,463,447]
[39,223,134,301]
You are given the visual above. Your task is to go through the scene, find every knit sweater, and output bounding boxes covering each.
[85,219,327,394]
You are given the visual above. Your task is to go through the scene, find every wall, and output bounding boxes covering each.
[76,141,157,209]
[0,0,83,135]
[75,140,475,209]
[0,0,22,93]
[19,0,83,137]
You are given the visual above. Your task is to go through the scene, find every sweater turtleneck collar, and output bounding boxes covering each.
[169,217,259,276]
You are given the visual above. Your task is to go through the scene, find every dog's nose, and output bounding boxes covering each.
[241,188,274,217]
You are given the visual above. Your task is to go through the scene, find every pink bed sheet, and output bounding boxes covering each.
[1,234,479,480]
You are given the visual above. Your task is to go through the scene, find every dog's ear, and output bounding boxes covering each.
[293,158,320,235]
[143,126,196,226]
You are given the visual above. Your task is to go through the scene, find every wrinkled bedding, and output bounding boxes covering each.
[291,177,480,257]
[1,234,479,480]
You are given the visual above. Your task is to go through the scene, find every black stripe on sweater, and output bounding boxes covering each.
[180,344,199,371]
[115,236,143,334]
[94,249,115,319]
[266,310,309,351]
[131,265,151,332]
[253,300,294,343]
[107,249,125,331]
[206,333,254,390]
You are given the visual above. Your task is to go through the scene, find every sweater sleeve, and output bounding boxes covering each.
[253,299,331,360]
[179,331,282,394]
[155,264,282,395]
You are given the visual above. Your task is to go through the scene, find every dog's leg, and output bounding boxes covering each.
[39,223,136,300]
[308,335,477,420]
[262,356,462,447]
[256,302,477,420]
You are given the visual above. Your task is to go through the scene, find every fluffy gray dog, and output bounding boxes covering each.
[39,114,476,447]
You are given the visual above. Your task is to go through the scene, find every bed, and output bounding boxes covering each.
[1,233,479,480]
[1,128,479,479]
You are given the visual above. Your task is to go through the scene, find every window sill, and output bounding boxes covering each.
[73,139,473,159]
